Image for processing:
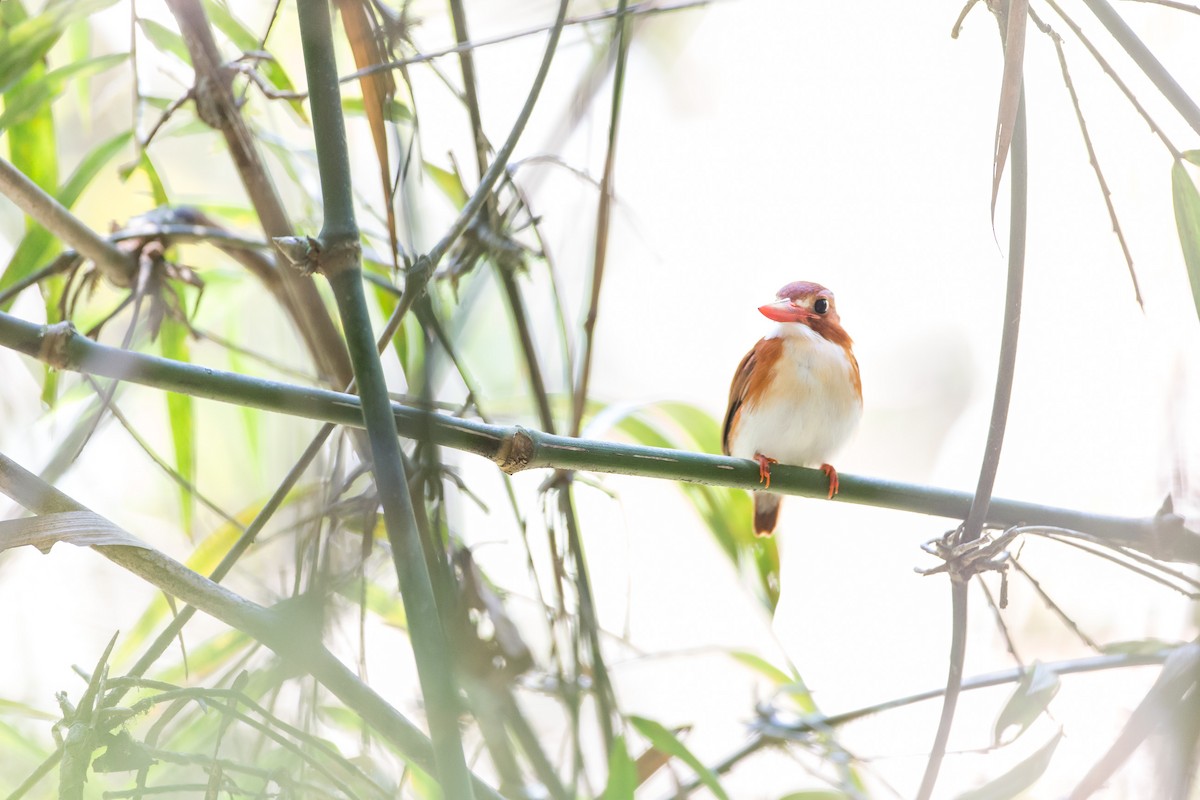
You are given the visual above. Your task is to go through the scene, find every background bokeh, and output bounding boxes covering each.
[2,1,1198,796]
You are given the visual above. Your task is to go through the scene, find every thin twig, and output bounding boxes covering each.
[83,376,242,529]
[389,0,570,331]
[1043,0,1181,158]
[1122,0,1200,13]
[1009,559,1103,651]
[1079,0,1200,137]
[341,0,715,83]
[978,576,1024,666]
[682,650,1175,795]
[1036,10,1143,307]
[0,452,505,800]
[570,0,631,439]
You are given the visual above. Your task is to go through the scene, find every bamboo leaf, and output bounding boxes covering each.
[159,318,196,533]
[993,662,1059,745]
[0,52,127,131]
[588,400,777,609]
[0,0,121,94]
[136,17,192,65]
[954,730,1062,800]
[628,716,730,800]
[1171,157,1200,323]
[729,651,794,687]
[600,734,637,800]
[0,510,150,553]
[425,161,469,208]
[991,0,1028,220]
[201,0,308,120]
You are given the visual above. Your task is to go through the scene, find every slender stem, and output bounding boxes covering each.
[295,2,474,796]
[1041,20,1143,307]
[0,452,504,800]
[165,0,353,387]
[0,157,133,286]
[1,310,1192,561]
[341,0,712,83]
[570,0,631,438]
[1043,0,1180,158]
[394,0,569,314]
[680,649,1174,795]
[917,82,1029,800]
[1080,0,1200,137]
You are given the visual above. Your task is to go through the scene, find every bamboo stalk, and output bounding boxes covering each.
[0,309,1191,562]
[293,1,474,796]
[0,452,505,800]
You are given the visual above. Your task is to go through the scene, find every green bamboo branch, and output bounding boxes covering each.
[164,0,353,388]
[917,73,1031,800]
[1080,0,1200,137]
[0,451,504,800]
[291,1,474,797]
[0,310,1192,562]
[0,156,133,286]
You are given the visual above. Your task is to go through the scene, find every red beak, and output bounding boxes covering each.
[758,300,812,323]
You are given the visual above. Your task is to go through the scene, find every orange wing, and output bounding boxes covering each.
[721,338,783,455]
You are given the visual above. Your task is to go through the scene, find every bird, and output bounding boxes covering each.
[722,281,862,536]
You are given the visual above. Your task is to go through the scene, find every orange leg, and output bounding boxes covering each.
[820,463,840,499]
[754,453,778,489]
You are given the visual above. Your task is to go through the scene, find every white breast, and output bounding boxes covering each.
[728,323,862,468]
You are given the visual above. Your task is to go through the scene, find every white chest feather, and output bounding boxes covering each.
[728,324,862,467]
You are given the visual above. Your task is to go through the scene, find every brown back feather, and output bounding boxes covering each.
[722,338,784,455]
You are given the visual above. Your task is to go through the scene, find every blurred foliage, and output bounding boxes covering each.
[0,1,1197,799]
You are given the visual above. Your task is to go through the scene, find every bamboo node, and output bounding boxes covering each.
[494,427,535,474]
[39,321,76,370]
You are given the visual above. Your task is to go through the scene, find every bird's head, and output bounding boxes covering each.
[758,281,851,347]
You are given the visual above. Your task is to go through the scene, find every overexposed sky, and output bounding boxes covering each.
[2,1,1199,797]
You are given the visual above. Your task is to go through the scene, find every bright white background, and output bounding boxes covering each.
[2,1,1199,797]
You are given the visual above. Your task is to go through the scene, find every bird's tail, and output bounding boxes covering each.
[753,492,781,537]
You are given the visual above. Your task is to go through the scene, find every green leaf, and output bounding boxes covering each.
[628,716,730,800]
[994,662,1059,745]
[1171,158,1200,323]
[601,734,637,800]
[729,651,793,687]
[0,0,121,95]
[1101,638,1180,656]
[425,161,469,208]
[0,52,127,131]
[160,318,196,533]
[136,18,191,65]
[201,0,308,121]
[343,95,411,123]
[339,574,409,631]
[587,400,778,610]
[954,730,1062,800]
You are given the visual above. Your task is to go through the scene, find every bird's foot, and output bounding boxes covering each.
[820,463,840,499]
[754,453,779,489]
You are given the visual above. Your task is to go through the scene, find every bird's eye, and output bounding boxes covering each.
[814,298,830,315]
